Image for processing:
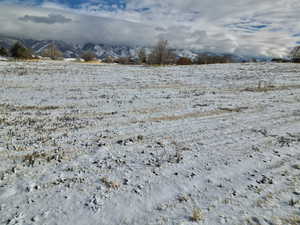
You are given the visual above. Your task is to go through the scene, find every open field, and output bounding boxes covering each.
[1,61,300,225]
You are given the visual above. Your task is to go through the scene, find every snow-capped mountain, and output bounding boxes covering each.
[0,36,250,61]
[81,42,142,59]
[0,36,144,59]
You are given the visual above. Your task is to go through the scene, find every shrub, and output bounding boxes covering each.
[115,57,137,65]
[81,51,97,62]
[138,48,147,64]
[194,54,233,64]
[147,40,176,65]
[115,57,129,64]
[0,47,8,56]
[10,42,32,59]
[191,208,204,222]
[42,43,63,60]
[271,58,290,63]
[103,56,115,63]
[176,57,193,65]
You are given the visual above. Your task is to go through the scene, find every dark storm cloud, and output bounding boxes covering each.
[19,13,72,24]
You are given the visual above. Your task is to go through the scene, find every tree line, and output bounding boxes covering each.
[113,40,235,65]
[290,46,300,63]
[2,40,299,64]
[0,41,98,61]
[0,42,33,59]
[0,40,235,64]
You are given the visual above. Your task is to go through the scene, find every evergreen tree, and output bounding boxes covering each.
[0,47,8,56]
[10,42,32,59]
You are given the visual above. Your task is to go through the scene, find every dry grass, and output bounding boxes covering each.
[281,216,300,225]
[132,106,169,114]
[13,59,41,62]
[148,110,224,122]
[21,151,65,166]
[0,103,60,111]
[4,148,73,166]
[191,208,204,222]
[255,192,274,208]
[242,84,300,93]
[141,107,247,123]
[141,83,186,89]
[219,106,249,112]
[100,177,120,189]
[17,105,60,111]
[77,60,102,64]
[41,177,86,190]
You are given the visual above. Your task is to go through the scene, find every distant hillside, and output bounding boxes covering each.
[0,36,253,62]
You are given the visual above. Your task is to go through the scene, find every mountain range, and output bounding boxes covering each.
[0,35,258,62]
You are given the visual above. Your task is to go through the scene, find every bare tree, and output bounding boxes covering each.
[42,43,63,60]
[138,48,147,64]
[148,40,176,65]
[290,46,300,62]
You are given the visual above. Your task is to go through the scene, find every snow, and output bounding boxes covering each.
[64,58,80,62]
[0,61,300,225]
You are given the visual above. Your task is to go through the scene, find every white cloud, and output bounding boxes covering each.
[19,13,72,24]
[0,0,299,57]
[0,3,157,46]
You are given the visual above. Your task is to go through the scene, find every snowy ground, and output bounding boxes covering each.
[0,61,300,225]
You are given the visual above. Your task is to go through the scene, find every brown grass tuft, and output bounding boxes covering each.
[191,208,204,222]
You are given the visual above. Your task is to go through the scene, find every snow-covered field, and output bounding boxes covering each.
[1,61,300,225]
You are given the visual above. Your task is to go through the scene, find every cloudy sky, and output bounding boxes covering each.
[0,0,299,57]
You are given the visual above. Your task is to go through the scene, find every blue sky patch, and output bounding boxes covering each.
[0,0,126,10]
[251,25,267,30]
